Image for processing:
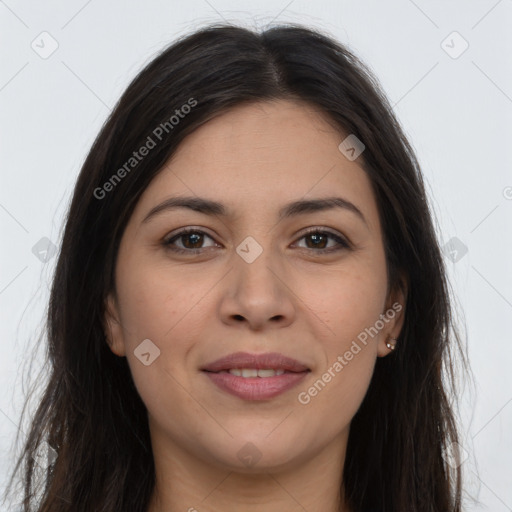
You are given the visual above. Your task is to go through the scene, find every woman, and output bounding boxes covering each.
[5,22,467,512]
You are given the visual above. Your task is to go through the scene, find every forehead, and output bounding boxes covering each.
[172,100,342,170]
[132,100,381,234]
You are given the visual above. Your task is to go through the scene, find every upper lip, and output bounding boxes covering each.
[201,352,310,372]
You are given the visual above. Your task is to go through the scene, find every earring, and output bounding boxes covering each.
[386,336,398,351]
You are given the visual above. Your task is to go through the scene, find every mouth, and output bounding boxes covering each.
[201,351,310,373]
[201,352,311,400]
[207,368,295,377]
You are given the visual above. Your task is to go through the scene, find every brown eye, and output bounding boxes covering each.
[163,229,217,253]
[294,229,350,253]
[162,227,350,255]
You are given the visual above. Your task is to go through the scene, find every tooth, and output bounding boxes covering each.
[226,368,288,378]
[241,369,258,378]
[257,369,276,377]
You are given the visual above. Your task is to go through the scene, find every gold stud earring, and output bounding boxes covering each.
[386,336,398,351]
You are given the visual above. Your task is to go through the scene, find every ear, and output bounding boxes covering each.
[377,273,408,358]
[104,291,126,357]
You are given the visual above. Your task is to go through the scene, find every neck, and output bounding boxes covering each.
[146,426,352,512]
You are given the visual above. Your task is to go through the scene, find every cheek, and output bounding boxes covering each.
[295,346,376,446]
[114,256,215,393]
[293,256,386,416]
[302,256,388,344]
[296,274,380,430]
[113,264,211,432]
[115,257,213,343]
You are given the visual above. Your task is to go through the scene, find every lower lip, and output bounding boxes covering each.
[203,370,309,400]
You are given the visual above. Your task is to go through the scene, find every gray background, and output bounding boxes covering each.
[1,0,511,510]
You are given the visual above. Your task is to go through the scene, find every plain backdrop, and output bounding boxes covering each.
[1,0,511,510]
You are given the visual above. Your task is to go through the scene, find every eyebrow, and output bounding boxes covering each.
[142,195,368,227]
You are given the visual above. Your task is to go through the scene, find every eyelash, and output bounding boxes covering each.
[162,227,350,255]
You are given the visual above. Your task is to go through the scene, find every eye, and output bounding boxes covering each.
[162,228,218,254]
[293,228,350,253]
[162,227,350,255]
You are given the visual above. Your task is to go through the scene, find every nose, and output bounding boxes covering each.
[218,249,296,331]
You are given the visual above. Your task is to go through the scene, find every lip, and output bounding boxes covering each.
[201,351,310,372]
[201,352,310,401]
[203,371,309,400]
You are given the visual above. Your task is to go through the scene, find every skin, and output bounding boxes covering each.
[105,99,406,512]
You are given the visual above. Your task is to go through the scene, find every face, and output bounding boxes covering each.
[105,99,406,472]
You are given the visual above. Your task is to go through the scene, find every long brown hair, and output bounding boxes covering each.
[4,22,468,511]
